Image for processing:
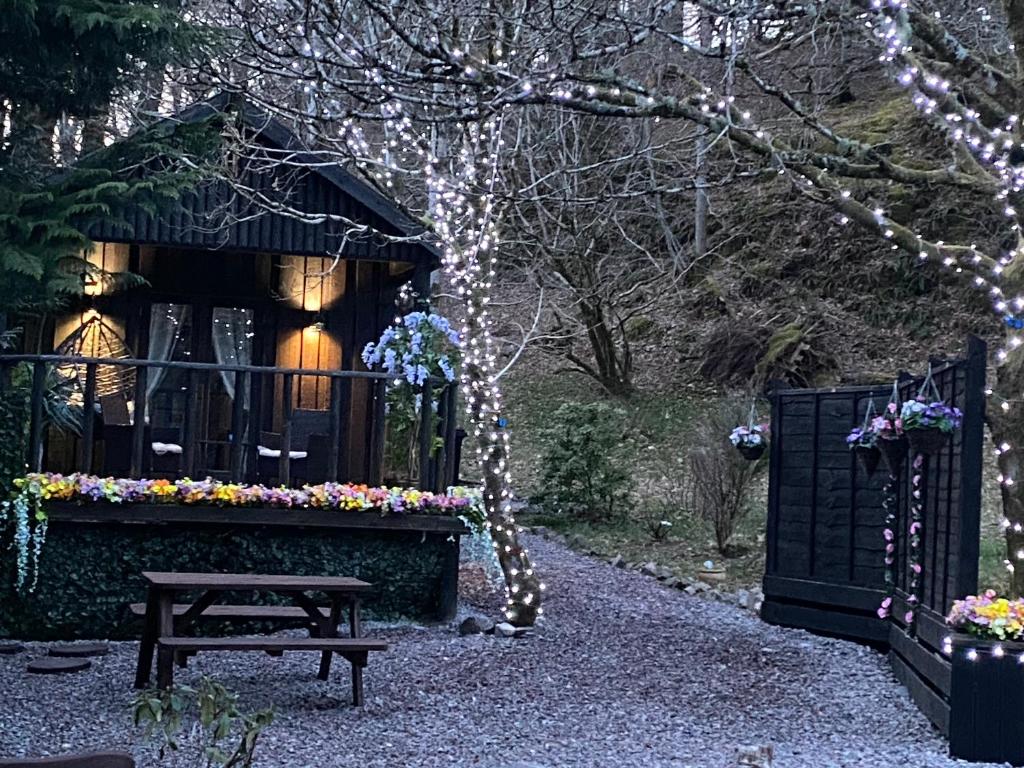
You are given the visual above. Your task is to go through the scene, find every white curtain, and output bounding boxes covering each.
[146,303,189,405]
[212,307,254,408]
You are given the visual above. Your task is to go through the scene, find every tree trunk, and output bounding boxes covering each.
[988,348,1024,596]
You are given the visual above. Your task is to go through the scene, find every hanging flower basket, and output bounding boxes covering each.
[729,415,769,462]
[900,388,962,457]
[737,442,766,461]
[906,426,950,455]
[878,436,908,474]
[854,444,881,475]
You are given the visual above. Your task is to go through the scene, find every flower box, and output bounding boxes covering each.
[947,634,1024,765]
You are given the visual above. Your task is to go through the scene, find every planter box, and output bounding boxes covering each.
[0,503,469,640]
[948,634,1024,765]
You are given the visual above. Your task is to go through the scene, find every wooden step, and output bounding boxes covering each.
[157,637,387,653]
[129,603,327,620]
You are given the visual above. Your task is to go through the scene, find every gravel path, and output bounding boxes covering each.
[0,536,999,767]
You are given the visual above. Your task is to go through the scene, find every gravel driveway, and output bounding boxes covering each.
[0,535,998,767]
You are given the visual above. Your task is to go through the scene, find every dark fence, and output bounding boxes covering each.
[762,337,985,643]
[0,354,459,492]
[762,336,991,758]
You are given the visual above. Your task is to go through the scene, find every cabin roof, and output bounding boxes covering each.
[86,94,440,266]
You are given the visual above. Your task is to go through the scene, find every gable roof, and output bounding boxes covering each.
[86,94,440,266]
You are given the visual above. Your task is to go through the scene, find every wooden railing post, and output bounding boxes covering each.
[279,373,293,487]
[130,365,148,478]
[229,370,247,480]
[78,363,97,473]
[182,368,200,478]
[26,361,46,472]
[367,379,386,486]
[245,371,261,485]
[441,384,458,490]
[418,379,433,491]
[327,376,343,482]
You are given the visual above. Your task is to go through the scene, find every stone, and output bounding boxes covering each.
[684,585,697,596]
[609,554,625,568]
[458,616,493,636]
[736,744,773,767]
[738,589,751,609]
[692,581,711,593]
[640,562,659,578]
[0,642,25,655]
[493,622,518,638]
[27,658,91,675]
[48,642,109,658]
[531,526,548,537]
[656,566,674,581]
[663,577,681,589]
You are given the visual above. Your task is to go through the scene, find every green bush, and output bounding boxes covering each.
[537,401,630,519]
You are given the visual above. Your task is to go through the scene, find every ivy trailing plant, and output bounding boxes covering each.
[0,476,47,593]
[133,677,274,767]
[0,331,83,593]
[362,304,462,483]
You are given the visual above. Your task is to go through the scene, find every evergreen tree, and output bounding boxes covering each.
[0,0,220,314]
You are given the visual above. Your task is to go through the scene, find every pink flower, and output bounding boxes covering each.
[911,563,922,574]
[884,529,894,541]
[888,403,897,414]
[910,522,921,535]
[877,607,890,618]
[881,597,892,608]
[905,611,915,623]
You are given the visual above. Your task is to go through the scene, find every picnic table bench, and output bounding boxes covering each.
[134,571,387,705]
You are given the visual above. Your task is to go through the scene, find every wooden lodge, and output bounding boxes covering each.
[1,98,461,490]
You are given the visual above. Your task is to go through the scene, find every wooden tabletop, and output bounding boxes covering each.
[142,571,374,592]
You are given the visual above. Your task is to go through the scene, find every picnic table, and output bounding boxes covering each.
[133,571,388,705]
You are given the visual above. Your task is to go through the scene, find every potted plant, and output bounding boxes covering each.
[729,423,769,460]
[872,387,907,474]
[846,425,880,475]
[900,398,962,455]
[847,398,881,475]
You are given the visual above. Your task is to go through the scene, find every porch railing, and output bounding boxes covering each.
[0,354,461,492]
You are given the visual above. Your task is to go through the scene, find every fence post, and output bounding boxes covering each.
[954,335,986,600]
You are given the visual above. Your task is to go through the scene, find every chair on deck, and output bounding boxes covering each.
[257,409,330,485]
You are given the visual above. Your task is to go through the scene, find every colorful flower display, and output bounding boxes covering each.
[947,590,1024,641]
[900,398,963,433]
[15,472,483,521]
[729,423,769,448]
[870,401,905,440]
[846,426,878,449]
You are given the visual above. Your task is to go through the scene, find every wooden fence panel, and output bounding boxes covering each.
[762,337,985,647]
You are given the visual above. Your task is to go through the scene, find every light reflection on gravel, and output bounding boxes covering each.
[0,536,999,767]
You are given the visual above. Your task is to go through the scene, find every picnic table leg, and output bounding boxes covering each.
[351,652,366,707]
[317,595,344,681]
[155,590,175,690]
[349,599,363,705]
[134,587,159,688]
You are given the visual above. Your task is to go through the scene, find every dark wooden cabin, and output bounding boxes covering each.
[5,98,460,490]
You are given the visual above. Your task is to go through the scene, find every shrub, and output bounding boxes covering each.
[133,677,274,767]
[537,401,630,519]
[687,401,766,555]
